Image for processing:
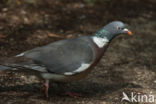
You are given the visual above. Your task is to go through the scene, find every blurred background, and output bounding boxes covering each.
[0,0,155,104]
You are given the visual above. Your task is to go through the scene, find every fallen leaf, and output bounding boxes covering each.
[47,33,66,38]
[0,34,6,38]
[66,34,75,38]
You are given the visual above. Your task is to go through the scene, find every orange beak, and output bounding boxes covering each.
[123,28,132,36]
[127,31,132,35]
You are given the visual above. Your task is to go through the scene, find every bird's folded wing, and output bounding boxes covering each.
[21,36,96,75]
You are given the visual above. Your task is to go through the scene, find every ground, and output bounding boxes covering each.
[0,0,155,104]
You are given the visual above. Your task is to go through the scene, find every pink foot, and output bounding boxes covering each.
[44,80,49,98]
[62,92,82,98]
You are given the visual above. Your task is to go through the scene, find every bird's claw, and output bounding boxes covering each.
[62,91,82,98]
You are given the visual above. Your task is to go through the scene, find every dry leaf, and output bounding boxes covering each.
[0,34,5,38]
[47,33,65,39]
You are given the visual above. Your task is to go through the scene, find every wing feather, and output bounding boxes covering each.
[23,36,95,75]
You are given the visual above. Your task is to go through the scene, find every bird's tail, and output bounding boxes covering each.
[0,63,47,73]
[0,57,23,71]
[0,65,13,71]
[0,64,28,72]
[0,57,47,74]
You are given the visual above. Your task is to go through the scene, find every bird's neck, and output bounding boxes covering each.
[93,28,114,41]
[92,28,116,48]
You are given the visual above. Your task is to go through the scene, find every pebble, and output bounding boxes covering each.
[2,8,8,12]
[0,26,3,30]
[101,101,107,104]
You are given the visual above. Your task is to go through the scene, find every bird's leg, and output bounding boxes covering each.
[44,80,49,98]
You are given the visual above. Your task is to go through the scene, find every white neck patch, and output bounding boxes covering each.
[92,37,109,48]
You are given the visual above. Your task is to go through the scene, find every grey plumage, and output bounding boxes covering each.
[22,36,95,75]
[0,65,11,71]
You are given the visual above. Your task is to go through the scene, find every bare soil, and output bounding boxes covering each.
[0,0,155,104]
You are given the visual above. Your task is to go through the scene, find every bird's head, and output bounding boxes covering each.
[104,21,132,36]
[94,21,132,41]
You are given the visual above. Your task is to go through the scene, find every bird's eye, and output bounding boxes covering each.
[117,26,121,30]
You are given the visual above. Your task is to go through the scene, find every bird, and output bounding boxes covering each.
[0,21,132,97]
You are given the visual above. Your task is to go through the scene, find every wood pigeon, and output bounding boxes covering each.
[0,21,132,97]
